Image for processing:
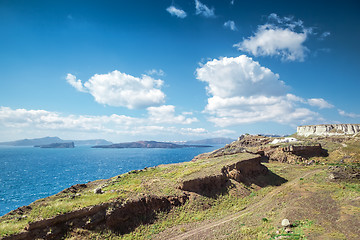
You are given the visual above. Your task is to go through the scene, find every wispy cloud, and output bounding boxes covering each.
[146,69,165,76]
[234,13,312,61]
[224,20,237,31]
[66,70,166,109]
[338,109,360,118]
[166,5,187,18]
[319,31,330,40]
[66,74,86,92]
[195,0,215,18]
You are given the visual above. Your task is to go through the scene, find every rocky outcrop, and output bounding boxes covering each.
[194,134,329,164]
[193,135,271,161]
[179,175,228,197]
[180,155,269,196]
[260,144,328,164]
[106,194,188,234]
[297,124,360,137]
[2,194,189,240]
[221,155,269,184]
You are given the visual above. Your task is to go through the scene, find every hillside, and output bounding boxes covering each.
[0,134,359,240]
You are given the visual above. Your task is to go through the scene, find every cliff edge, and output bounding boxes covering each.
[297,124,360,137]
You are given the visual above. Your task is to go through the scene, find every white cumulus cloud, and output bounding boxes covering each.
[166,5,187,18]
[66,70,166,109]
[234,14,311,61]
[195,0,215,18]
[196,55,327,127]
[224,20,237,31]
[147,105,198,124]
[196,55,288,98]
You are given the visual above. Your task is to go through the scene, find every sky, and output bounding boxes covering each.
[0,0,359,142]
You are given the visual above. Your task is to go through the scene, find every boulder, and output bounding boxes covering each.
[281,218,290,227]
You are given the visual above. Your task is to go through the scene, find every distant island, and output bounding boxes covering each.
[34,142,75,148]
[0,137,112,146]
[92,141,212,149]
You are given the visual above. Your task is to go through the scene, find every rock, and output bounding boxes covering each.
[297,124,360,137]
[94,188,103,194]
[329,173,338,180]
[307,160,315,165]
[281,218,290,227]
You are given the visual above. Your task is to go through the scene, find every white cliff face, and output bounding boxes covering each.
[297,124,360,137]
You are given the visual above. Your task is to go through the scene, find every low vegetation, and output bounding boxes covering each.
[1,135,359,239]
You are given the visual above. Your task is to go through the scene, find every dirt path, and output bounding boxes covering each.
[167,168,322,240]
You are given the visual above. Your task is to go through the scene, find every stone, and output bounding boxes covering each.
[297,124,360,137]
[329,173,338,180]
[307,160,315,165]
[94,188,103,194]
[281,218,290,227]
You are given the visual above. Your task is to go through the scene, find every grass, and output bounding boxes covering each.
[2,136,360,239]
[0,152,257,237]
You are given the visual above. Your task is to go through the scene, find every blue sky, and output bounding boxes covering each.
[0,0,359,142]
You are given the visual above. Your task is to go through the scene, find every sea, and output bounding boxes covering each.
[0,145,222,216]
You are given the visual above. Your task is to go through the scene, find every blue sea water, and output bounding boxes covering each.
[0,145,221,216]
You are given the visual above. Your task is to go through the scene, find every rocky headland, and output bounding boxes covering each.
[1,132,359,240]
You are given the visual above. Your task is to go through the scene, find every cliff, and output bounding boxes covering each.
[297,124,360,137]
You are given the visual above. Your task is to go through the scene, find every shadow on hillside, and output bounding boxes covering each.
[240,170,288,188]
[182,169,288,198]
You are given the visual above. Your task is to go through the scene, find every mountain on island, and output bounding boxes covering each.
[0,137,112,146]
[92,141,212,149]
